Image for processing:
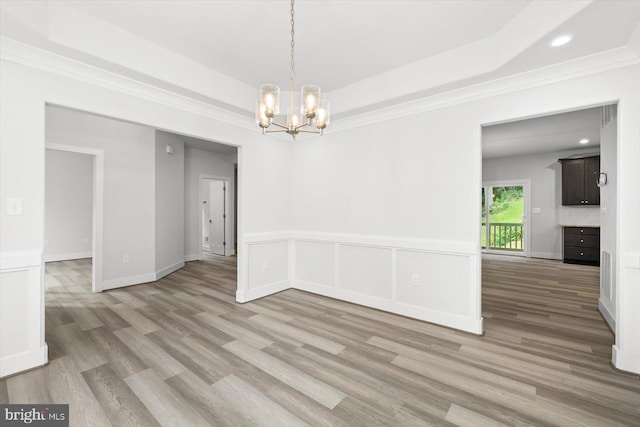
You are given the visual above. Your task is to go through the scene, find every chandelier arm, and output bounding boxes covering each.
[270,121,289,130]
[298,129,322,134]
[264,129,289,134]
[294,121,310,131]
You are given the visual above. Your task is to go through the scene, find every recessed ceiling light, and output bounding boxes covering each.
[579,138,589,144]
[549,34,573,48]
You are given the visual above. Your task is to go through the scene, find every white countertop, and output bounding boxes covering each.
[559,224,600,228]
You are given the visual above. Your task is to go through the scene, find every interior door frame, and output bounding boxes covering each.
[45,143,104,292]
[199,175,232,259]
[482,179,531,258]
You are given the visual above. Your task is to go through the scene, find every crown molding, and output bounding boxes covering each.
[0,36,258,133]
[327,47,640,134]
[2,36,638,138]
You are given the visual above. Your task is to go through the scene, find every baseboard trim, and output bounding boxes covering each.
[0,344,48,379]
[294,280,483,335]
[598,298,616,332]
[612,345,640,375]
[102,273,157,291]
[530,251,562,260]
[44,252,92,262]
[156,260,185,280]
[236,281,291,303]
[185,254,201,262]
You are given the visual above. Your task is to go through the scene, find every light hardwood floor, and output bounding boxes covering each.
[1,254,639,426]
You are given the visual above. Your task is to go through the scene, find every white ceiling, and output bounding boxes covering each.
[1,1,639,119]
[482,107,603,159]
[63,0,530,92]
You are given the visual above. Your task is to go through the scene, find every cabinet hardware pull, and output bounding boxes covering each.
[580,239,584,243]
[580,252,584,256]
[585,200,589,204]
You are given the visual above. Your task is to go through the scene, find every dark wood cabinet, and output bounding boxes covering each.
[563,226,600,265]
[559,155,600,206]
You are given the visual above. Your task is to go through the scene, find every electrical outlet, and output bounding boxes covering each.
[123,255,130,264]
[411,273,420,286]
[262,260,269,271]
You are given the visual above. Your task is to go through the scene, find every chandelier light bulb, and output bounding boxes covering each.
[255,0,329,140]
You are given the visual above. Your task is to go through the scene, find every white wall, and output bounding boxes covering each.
[0,53,293,377]
[44,149,93,261]
[155,131,185,277]
[184,146,236,260]
[46,106,157,288]
[291,64,640,374]
[483,147,599,260]
[599,105,617,331]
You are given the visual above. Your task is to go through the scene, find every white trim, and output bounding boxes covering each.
[292,231,474,255]
[236,280,291,303]
[530,251,562,260]
[46,143,104,292]
[184,253,201,262]
[612,345,640,374]
[598,298,616,332]
[156,260,185,281]
[294,279,483,335]
[329,48,640,132]
[243,231,294,244]
[44,252,92,263]
[0,345,48,379]
[0,250,42,272]
[101,273,157,291]
[238,231,482,335]
[0,37,256,133]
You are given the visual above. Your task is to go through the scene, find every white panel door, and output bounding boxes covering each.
[208,180,226,255]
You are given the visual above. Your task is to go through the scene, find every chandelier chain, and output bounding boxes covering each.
[290,0,295,77]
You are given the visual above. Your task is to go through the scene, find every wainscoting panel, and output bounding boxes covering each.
[291,233,482,334]
[396,250,470,316]
[237,232,481,334]
[246,240,289,290]
[338,245,393,299]
[0,250,48,378]
[294,240,335,288]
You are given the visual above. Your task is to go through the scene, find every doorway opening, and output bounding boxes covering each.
[481,181,530,256]
[480,104,618,359]
[44,144,104,293]
[201,178,229,256]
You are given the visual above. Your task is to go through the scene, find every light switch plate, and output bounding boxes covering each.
[6,198,23,215]
[532,207,541,214]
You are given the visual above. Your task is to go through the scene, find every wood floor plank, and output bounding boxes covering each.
[196,311,274,349]
[249,314,346,355]
[212,374,310,427]
[223,340,347,410]
[124,369,210,427]
[2,253,635,427]
[114,327,187,380]
[82,363,161,427]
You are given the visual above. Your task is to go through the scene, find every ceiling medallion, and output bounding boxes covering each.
[255,0,330,141]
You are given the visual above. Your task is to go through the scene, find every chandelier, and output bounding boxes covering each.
[255,0,330,140]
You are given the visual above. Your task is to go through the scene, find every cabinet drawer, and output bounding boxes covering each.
[564,234,599,248]
[564,246,599,262]
[564,227,599,236]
